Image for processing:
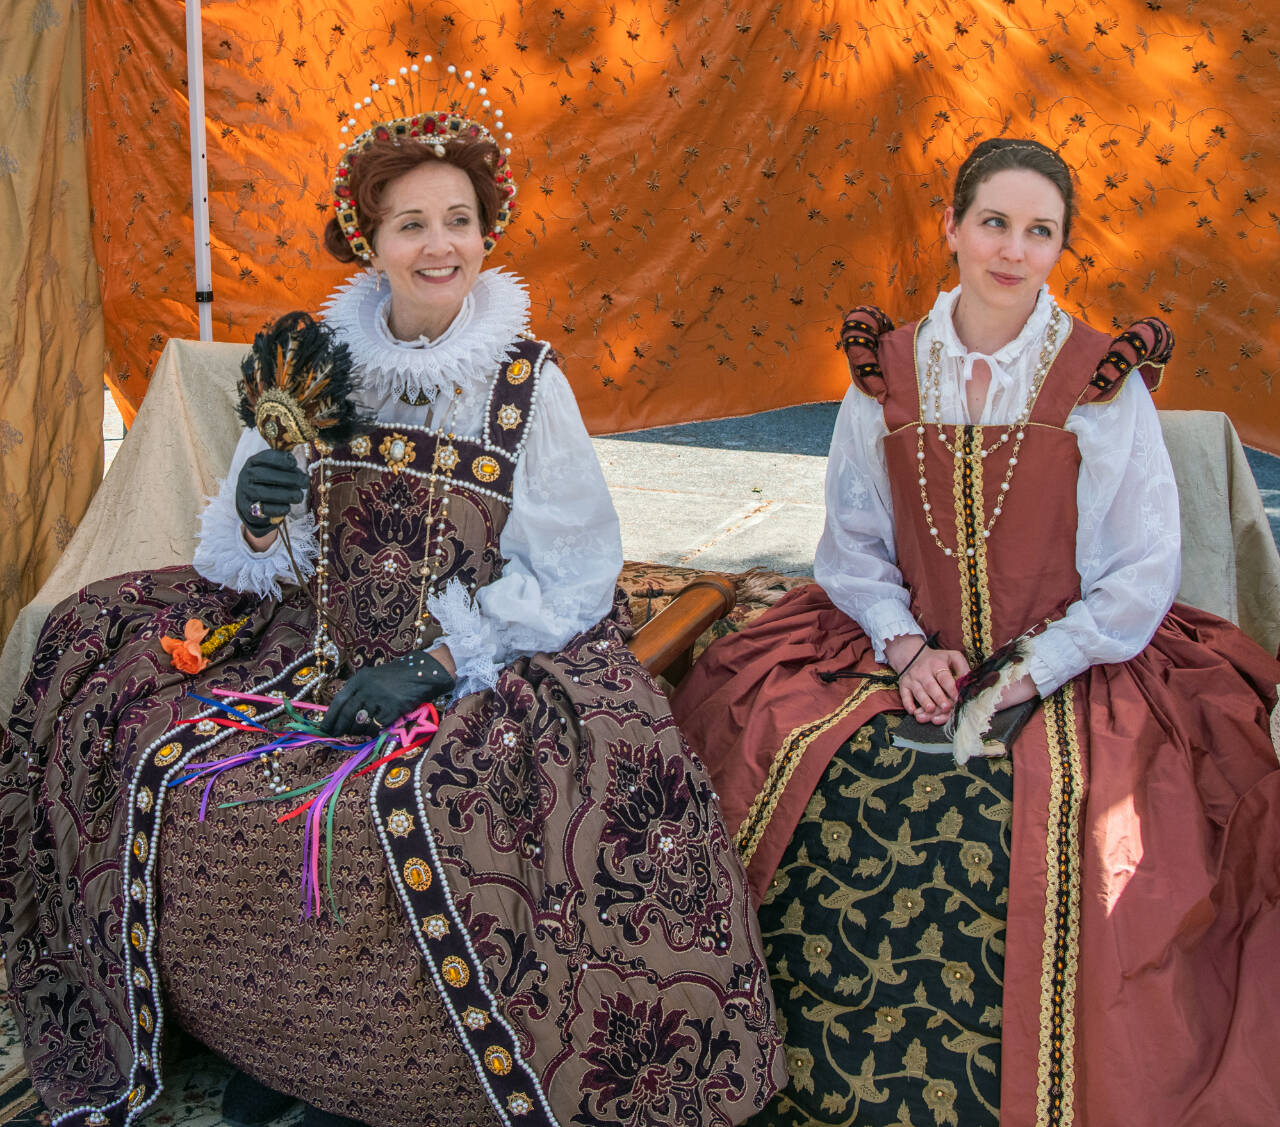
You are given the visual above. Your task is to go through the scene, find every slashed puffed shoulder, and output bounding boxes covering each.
[1078,316,1174,405]
[837,305,896,402]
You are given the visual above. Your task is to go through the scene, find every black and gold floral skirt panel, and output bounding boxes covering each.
[750,712,1012,1127]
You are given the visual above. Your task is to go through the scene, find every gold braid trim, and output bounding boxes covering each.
[199,616,250,657]
[952,429,974,662]
[1035,686,1082,1126]
[950,426,995,663]
[735,680,881,865]
[970,441,995,657]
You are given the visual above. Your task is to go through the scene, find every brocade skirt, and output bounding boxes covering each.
[749,712,1011,1127]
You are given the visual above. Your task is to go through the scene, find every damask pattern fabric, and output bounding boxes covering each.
[0,341,785,1125]
[752,713,1010,1127]
[77,0,1280,457]
[0,0,106,638]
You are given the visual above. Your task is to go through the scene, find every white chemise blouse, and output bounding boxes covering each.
[813,285,1181,697]
[193,268,623,699]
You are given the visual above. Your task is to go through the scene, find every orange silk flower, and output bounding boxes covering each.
[161,618,210,675]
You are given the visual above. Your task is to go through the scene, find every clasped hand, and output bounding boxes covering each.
[885,634,1039,725]
[885,634,969,726]
[320,650,455,736]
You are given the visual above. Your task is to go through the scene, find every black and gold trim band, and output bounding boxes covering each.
[317,336,547,503]
[1035,685,1082,1127]
[952,425,994,665]
[372,756,551,1126]
[64,658,324,1127]
[735,680,881,866]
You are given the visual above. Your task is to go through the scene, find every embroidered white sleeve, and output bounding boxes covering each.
[1025,376,1181,695]
[191,428,317,598]
[813,384,926,660]
[429,362,622,698]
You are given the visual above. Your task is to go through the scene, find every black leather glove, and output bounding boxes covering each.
[321,651,455,736]
[235,449,309,536]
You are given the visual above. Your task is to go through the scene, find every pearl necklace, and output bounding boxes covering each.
[915,307,1062,557]
[310,391,463,669]
[412,393,462,649]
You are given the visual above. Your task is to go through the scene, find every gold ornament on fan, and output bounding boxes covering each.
[237,310,368,521]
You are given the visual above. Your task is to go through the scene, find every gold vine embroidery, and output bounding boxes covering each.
[735,680,880,866]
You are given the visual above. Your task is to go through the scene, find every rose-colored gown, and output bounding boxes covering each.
[674,309,1280,1127]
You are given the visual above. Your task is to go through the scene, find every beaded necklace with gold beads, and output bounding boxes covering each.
[915,306,1062,558]
[308,387,463,670]
[411,388,463,649]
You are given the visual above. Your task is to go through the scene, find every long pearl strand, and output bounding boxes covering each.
[413,392,462,649]
[916,307,1062,556]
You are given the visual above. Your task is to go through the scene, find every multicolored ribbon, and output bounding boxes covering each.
[169,690,439,917]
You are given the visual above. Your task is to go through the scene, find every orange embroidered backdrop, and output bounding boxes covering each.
[84,0,1278,452]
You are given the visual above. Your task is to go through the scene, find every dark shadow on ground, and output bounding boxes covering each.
[1244,446,1280,548]
[606,403,841,458]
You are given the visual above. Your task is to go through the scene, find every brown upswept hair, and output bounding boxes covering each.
[323,137,504,263]
[952,138,1075,246]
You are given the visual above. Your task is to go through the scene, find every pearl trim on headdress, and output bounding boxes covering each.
[332,56,518,259]
[321,268,530,404]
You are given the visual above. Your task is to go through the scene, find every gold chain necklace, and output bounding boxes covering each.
[915,307,1062,557]
[310,389,463,668]
[412,391,462,648]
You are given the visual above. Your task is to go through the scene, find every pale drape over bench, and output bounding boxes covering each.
[2,339,1278,722]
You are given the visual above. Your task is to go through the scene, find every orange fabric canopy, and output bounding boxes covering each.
[86,0,1279,453]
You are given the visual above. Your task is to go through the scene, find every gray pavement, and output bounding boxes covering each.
[600,402,1280,573]
[103,389,1280,568]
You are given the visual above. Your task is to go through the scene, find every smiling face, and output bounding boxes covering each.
[944,167,1066,325]
[370,161,486,342]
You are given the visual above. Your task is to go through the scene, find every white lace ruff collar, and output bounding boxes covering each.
[321,268,531,402]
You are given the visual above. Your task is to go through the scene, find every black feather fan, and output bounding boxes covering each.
[237,311,366,450]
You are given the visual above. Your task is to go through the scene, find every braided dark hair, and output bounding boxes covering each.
[952,138,1075,245]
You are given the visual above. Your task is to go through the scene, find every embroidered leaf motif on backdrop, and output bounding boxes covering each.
[84,0,1278,451]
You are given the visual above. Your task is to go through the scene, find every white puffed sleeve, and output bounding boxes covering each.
[813,384,926,660]
[427,362,623,698]
[191,428,317,598]
[1024,375,1181,695]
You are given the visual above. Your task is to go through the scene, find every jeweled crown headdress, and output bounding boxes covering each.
[332,56,517,260]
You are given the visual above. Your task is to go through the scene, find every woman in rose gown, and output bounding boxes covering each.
[673,137,1280,1127]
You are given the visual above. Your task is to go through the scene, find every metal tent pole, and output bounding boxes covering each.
[185,0,213,340]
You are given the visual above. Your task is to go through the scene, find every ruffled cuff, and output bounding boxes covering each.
[427,579,504,700]
[1024,626,1090,698]
[191,487,318,599]
[860,599,926,663]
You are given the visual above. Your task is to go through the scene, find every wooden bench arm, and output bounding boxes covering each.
[629,575,737,682]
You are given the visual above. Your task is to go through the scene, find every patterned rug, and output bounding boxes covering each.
[0,561,806,1124]
[619,559,810,662]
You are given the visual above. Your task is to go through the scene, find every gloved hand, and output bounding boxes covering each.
[321,650,455,736]
[235,449,309,537]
